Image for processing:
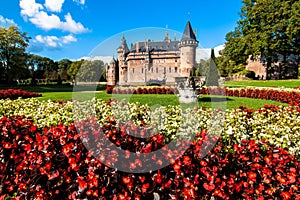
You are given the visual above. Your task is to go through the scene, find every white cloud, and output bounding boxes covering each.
[29,11,61,30]
[80,56,113,64]
[44,0,65,13]
[61,13,88,33]
[196,48,210,61]
[196,45,225,62]
[0,15,17,27]
[73,0,85,5]
[20,0,43,18]
[34,34,77,48]
[62,34,77,44]
[35,35,59,48]
[20,0,89,33]
[214,44,225,56]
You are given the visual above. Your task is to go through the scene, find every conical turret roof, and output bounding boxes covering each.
[119,34,129,53]
[110,56,116,64]
[181,21,196,41]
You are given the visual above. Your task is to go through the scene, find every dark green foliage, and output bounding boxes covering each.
[76,60,106,82]
[0,26,29,83]
[223,0,300,78]
[206,49,219,86]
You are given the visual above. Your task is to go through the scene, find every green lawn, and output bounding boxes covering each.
[37,92,287,110]
[0,84,289,109]
[224,79,300,88]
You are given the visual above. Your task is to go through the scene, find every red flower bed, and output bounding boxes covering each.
[106,86,178,95]
[0,89,42,100]
[106,86,300,105]
[1,116,299,199]
[200,87,300,106]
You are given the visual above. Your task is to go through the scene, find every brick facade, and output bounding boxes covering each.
[246,54,299,80]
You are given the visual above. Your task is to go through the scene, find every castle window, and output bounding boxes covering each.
[151,67,153,73]
[142,68,144,73]
[175,67,178,73]
[169,67,171,73]
[156,67,158,73]
[164,67,166,73]
[133,68,135,74]
[175,59,177,62]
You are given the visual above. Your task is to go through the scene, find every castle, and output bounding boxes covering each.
[106,21,198,85]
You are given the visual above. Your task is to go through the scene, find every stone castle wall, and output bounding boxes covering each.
[107,21,198,85]
[246,58,267,79]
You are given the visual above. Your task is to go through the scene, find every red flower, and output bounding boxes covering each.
[200,160,207,166]
[142,143,152,153]
[247,172,257,182]
[30,125,37,133]
[142,183,150,193]
[281,191,291,199]
[77,176,87,190]
[122,176,131,184]
[173,163,181,172]
[183,156,191,166]
[203,183,215,191]
[264,156,272,165]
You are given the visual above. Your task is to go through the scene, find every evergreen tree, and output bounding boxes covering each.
[206,49,219,86]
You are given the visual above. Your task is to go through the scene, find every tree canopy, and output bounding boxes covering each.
[0,26,30,83]
[76,60,105,82]
[223,0,300,79]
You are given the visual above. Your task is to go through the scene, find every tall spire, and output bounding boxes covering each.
[181,21,196,41]
[164,24,170,42]
[119,34,129,53]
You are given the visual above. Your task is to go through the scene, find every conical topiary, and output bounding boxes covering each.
[206,48,219,86]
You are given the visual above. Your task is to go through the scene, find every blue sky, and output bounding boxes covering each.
[0,0,242,61]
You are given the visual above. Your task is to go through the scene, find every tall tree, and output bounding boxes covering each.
[57,58,72,80]
[76,60,105,82]
[0,26,30,83]
[27,54,44,81]
[206,49,219,86]
[40,57,58,81]
[197,58,210,76]
[67,59,84,85]
[224,0,300,79]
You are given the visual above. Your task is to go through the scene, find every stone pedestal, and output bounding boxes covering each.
[177,88,198,103]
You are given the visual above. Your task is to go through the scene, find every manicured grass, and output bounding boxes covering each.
[224,79,300,88]
[37,92,287,110]
[1,84,289,109]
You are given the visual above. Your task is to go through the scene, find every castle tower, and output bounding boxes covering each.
[164,25,170,42]
[179,21,198,77]
[106,57,117,85]
[117,34,129,85]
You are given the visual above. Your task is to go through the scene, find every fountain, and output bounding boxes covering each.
[175,77,200,103]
